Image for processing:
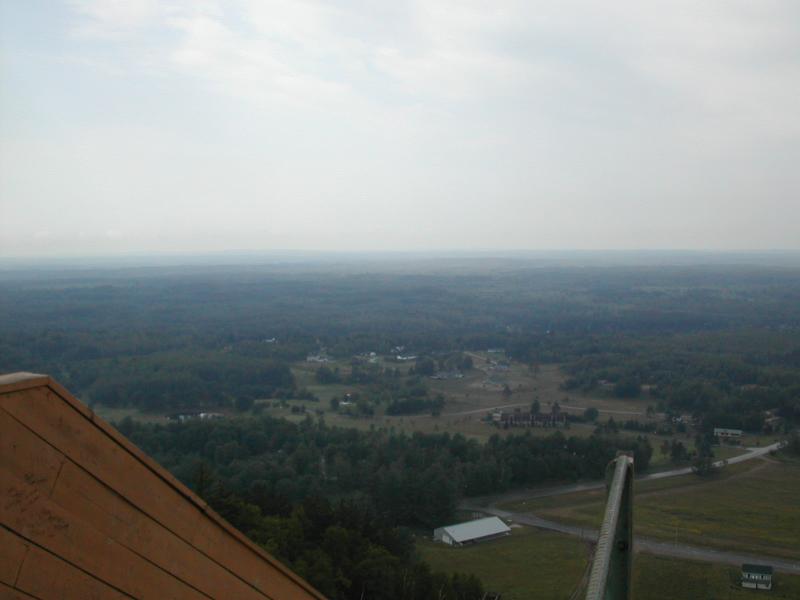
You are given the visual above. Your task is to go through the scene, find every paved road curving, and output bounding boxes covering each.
[460,442,800,574]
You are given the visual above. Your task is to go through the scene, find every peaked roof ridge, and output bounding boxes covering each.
[440,515,503,530]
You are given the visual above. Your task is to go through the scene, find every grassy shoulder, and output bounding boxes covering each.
[504,456,800,560]
[417,527,590,600]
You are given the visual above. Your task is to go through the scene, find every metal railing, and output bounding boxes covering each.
[585,454,634,600]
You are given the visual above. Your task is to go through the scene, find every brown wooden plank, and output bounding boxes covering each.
[51,462,268,600]
[0,527,28,586]
[14,546,131,600]
[1,387,319,599]
[1,388,203,544]
[0,410,64,497]
[0,469,209,600]
[190,513,306,599]
[0,581,39,600]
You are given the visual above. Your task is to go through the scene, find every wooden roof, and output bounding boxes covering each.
[0,372,326,599]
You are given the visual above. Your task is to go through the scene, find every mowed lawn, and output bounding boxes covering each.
[419,527,800,599]
[418,527,591,600]
[508,456,800,560]
[634,554,800,599]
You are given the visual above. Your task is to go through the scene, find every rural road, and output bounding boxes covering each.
[464,442,783,505]
[557,403,643,416]
[460,442,800,574]
[469,505,800,575]
[433,401,643,419]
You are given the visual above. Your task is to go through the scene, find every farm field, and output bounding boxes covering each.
[96,351,761,459]
[633,553,800,599]
[419,525,800,599]
[503,455,800,560]
[267,354,666,442]
[418,527,591,600]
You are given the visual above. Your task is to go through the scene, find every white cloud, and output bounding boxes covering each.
[67,0,168,38]
[62,0,800,138]
[1,1,798,254]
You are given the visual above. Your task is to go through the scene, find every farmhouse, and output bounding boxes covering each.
[714,427,743,438]
[433,516,511,546]
[742,564,773,590]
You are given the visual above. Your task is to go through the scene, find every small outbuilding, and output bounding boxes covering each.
[714,427,743,438]
[742,564,773,590]
[433,517,511,546]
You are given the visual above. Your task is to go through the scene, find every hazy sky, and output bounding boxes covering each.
[1,1,799,256]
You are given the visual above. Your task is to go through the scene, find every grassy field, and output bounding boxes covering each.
[269,355,672,442]
[93,404,170,424]
[419,526,800,599]
[503,455,800,560]
[98,353,774,460]
[418,527,591,600]
[647,442,748,471]
[96,351,713,450]
[634,553,800,599]
[500,461,758,515]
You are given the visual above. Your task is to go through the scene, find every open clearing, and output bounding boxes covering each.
[95,353,769,460]
[95,352,764,458]
[634,553,800,599]
[420,525,800,599]
[271,355,679,442]
[502,455,800,561]
[418,527,590,600]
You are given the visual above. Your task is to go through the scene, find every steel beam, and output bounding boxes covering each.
[585,454,634,600]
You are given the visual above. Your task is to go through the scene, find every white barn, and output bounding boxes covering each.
[433,517,511,546]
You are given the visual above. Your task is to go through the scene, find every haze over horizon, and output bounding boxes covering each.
[2,1,799,257]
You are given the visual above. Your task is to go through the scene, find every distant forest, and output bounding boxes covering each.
[2,259,800,599]
[2,261,799,429]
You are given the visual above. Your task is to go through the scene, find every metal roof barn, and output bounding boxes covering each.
[434,516,511,546]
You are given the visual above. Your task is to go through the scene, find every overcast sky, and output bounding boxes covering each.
[1,1,799,256]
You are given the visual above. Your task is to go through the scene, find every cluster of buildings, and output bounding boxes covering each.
[491,405,567,428]
[167,411,225,422]
[306,354,331,363]
[353,351,380,364]
[487,360,510,372]
[430,371,464,380]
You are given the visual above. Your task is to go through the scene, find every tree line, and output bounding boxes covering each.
[116,415,651,598]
